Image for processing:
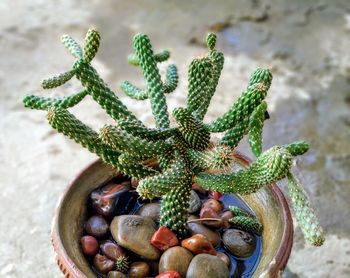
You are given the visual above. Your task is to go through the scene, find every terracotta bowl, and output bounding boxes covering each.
[51,152,293,278]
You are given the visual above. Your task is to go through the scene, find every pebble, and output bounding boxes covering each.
[151,226,179,251]
[181,234,216,255]
[107,271,127,278]
[202,198,223,213]
[85,215,109,238]
[216,252,231,267]
[136,203,161,223]
[80,235,99,256]
[93,254,115,274]
[188,190,201,213]
[90,181,135,217]
[101,241,126,261]
[156,271,181,278]
[159,246,193,277]
[187,218,221,247]
[129,261,150,278]
[199,207,223,228]
[222,229,256,258]
[186,254,229,278]
[220,211,233,228]
[110,215,160,260]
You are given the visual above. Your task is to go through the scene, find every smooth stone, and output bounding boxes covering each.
[199,207,223,229]
[129,261,150,278]
[151,226,179,251]
[110,215,160,260]
[136,203,161,223]
[80,235,99,256]
[85,215,109,238]
[159,246,193,277]
[220,211,233,228]
[156,271,181,278]
[93,254,115,274]
[187,220,221,247]
[186,254,229,278]
[188,190,201,213]
[101,241,126,261]
[202,198,223,213]
[222,229,256,258]
[181,234,216,255]
[216,252,231,267]
[107,271,127,278]
[90,181,137,217]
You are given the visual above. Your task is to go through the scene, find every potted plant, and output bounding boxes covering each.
[23,29,324,277]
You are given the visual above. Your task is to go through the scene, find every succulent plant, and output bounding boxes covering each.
[23,29,324,246]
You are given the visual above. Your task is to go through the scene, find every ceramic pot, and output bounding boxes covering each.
[51,152,293,278]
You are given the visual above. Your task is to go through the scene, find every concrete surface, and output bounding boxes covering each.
[1,0,350,277]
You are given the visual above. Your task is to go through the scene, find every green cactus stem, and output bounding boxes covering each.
[23,90,88,110]
[23,29,324,245]
[194,146,293,195]
[132,33,170,128]
[172,107,210,151]
[41,70,76,89]
[207,69,272,133]
[229,215,263,235]
[287,173,325,246]
[99,125,172,160]
[47,107,157,179]
[61,34,83,59]
[248,101,268,157]
[128,50,170,66]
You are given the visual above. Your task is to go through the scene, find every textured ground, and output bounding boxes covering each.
[1,1,350,277]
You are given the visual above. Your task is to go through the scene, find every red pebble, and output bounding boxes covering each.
[156,270,182,278]
[181,234,217,256]
[80,235,99,256]
[151,226,179,251]
[210,191,223,200]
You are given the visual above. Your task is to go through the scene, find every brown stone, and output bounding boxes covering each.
[159,246,193,277]
[181,234,216,255]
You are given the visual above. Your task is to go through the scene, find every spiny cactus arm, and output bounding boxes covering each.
[133,33,170,128]
[120,64,178,100]
[187,145,235,172]
[228,205,254,218]
[73,60,141,124]
[248,101,268,157]
[172,107,210,151]
[163,64,179,94]
[284,141,309,156]
[61,34,83,59]
[136,156,189,199]
[186,57,213,118]
[46,107,158,179]
[160,182,192,238]
[191,33,225,120]
[120,81,149,100]
[23,90,88,110]
[41,70,76,89]
[117,117,177,140]
[229,215,263,235]
[83,29,100,63]
[99,125,172,159]
[248,67,273,89]
[220,119,248,148]
[207,69,272,132]
[194,146,293,194]
[287,173,325,246]
[127,50,170,66]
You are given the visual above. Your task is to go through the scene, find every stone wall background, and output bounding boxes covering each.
[1,0,350,277]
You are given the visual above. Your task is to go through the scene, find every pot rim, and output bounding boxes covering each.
[51,153,293,278]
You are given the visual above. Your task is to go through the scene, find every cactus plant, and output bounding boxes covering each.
[23,29,324,246]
